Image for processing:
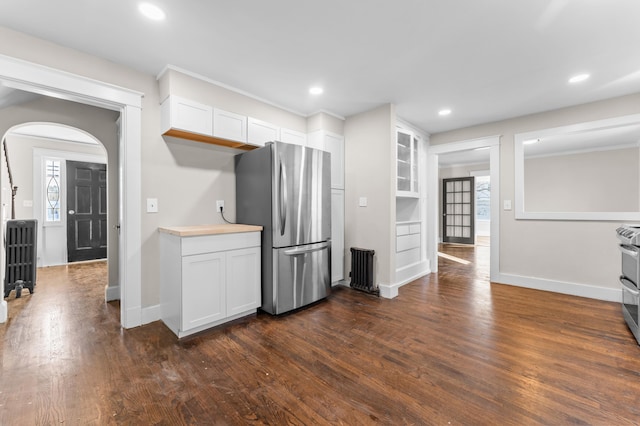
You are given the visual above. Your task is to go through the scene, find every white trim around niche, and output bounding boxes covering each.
[0,54,143,329]
[514,113,640,221]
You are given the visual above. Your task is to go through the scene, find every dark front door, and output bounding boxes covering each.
[67,160,107,262]
[442,177,475,245]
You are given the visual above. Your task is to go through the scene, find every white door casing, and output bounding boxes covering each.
[426,136,501,282]
[0,54,143,328]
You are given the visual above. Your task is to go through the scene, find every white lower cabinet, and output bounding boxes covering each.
[182,251,226,330]
[160,230,261,338]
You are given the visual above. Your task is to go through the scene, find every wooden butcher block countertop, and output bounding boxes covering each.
[158,224,263,237]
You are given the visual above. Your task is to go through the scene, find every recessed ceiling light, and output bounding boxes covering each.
[438,109,452,116]
[309,87,323,95]
[569,73,590,84]
[139,3,166,21]
[523,138,540,145]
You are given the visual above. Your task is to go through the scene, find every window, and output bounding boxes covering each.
[45,159,61,222]
[475,176,490,220]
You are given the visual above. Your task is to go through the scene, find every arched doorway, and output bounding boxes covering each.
[4,122,109,268]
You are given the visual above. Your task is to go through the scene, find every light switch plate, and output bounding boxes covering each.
[359,197,368,207]
[146,198,158,213]
[503,199,512,211]
[23,200,33,207]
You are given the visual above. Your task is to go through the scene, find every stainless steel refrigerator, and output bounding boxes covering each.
[235,141,331,315]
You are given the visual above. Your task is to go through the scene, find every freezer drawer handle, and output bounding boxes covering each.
[621,276,640,296]
[619,244,640,259]
[283,242,329,256]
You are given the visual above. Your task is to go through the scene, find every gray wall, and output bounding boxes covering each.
[524,147,639,212]
[431,92,640,290]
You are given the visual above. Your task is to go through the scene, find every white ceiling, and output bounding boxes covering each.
[0,1,639,135]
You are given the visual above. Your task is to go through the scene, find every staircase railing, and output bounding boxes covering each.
[2,138,18,219]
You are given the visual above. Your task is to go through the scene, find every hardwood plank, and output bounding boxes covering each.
[2,248,640,425]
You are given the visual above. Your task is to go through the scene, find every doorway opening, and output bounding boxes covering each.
[426,136,500,282]
[0,55,142,328]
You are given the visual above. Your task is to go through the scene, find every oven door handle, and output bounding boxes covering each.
[620,276,639,296]
[618,244,640,259]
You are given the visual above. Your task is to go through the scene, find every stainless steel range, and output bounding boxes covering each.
[616,224,640,345]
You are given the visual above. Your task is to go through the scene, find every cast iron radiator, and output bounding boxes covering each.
[4,219,37,298]
[349,247,378,295]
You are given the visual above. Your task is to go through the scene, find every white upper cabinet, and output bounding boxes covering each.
[308,130,344,189]
[279,128,307,146]
[213,108,247,143]
[161,96,213,136]
[248,117,280,147]
[396,127,419,197]
[324,132,345,190]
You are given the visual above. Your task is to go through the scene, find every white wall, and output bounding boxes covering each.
[307,111,345,135]
[431,93,640,297]
[344,104,396,288]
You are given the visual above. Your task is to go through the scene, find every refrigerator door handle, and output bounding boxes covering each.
[283,242,329,256]
[279,157,287,236]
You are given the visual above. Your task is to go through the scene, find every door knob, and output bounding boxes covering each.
[68,210,75,215]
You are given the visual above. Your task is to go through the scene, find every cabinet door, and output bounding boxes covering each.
[165,96,213,136]
[248,117,279,147]
[182,252,226,331]
[226,247,261,316]
[280,128,307,146]
[213,108,247,142]
[324,133,345,189]
[396,128,419,197]
[331,189,345,283]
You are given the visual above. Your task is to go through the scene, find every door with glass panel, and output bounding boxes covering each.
[442,177,475,244]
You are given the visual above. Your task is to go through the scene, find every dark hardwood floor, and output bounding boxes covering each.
[2,247,640,425]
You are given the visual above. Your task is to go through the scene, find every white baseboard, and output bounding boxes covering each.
[142,304,161,325]
[497,273,621,303]
[105,285,120,302]
[378,282,399,299]
[396,260,431,287]
[371,261,432,300]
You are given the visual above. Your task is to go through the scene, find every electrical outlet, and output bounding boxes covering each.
[146,198,158,213]
[216,200,225,212]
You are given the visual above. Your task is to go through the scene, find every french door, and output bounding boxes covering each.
[442,177,475,244]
